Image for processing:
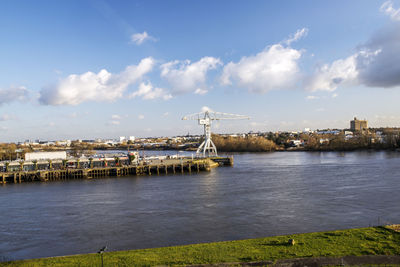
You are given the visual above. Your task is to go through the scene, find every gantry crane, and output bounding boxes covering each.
[182,110,249,157]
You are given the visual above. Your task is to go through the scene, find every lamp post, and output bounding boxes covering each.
[98,246,107,267]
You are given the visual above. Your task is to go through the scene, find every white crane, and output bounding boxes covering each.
[182,110,250,157]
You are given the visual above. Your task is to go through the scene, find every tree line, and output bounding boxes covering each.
[212,135,277,152]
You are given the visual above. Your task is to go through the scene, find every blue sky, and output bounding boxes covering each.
[1,0,400,142]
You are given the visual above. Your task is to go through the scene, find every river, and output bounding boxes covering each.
[1,151,400,260]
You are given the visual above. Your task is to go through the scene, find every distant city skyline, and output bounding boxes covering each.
[1,0,400,142]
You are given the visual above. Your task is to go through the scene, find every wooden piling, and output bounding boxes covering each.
[0,156,233,184]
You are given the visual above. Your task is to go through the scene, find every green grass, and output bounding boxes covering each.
[3,226,400,266]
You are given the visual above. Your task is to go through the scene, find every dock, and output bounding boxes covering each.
[0,157,233,184]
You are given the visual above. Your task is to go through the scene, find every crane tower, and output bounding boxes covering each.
[182,110,249,157]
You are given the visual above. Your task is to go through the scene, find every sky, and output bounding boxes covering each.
[1,0,400,142]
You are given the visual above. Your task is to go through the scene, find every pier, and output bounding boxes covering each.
[0,157,233,184]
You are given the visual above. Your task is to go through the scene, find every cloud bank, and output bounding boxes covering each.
[160,57,222,95]
[130,81,172,100]
[220,28,307,93]
[357,23,400,88]
[39,57,154,105]
[305,54,359,91]
[221,44,303,93]
[306,21,400,91]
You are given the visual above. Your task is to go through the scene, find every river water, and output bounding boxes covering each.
[1,151,400,260]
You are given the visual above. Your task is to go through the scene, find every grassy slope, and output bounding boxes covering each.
[4,226,400,267]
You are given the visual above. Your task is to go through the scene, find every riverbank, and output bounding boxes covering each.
[3,226,400,266]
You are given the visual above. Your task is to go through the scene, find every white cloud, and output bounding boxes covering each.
[194,88,208,95]
[221,43,302,93]
[160,57,222,94]
[163,112,169,117]
[131,31,157,45]
[332,93,338,98]
[0,86,29,105]
[305,54,359,91]
[381,1,400,21]
[108,114,122,125]
[284,28,309,45]
[306,3,400,92]
[306,95,319,100]
[39,57,155,105]
[130,81,172,100]
[138,114,145,120]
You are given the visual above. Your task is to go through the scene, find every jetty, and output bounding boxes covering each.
[0,155,233,184]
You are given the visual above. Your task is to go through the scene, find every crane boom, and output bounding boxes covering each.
[182,110,249,157]
[182,111,249,121]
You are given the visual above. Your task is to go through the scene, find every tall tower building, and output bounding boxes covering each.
[350,117,368,132]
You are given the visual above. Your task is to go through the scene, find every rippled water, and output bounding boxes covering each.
[1,151,400,260]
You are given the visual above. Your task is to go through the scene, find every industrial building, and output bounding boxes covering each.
[350,117,368,132]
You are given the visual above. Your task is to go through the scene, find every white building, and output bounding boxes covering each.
[104,140,117,145]
[290,140,303,147]
[25,151,67,161]
[56,140,71,146]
